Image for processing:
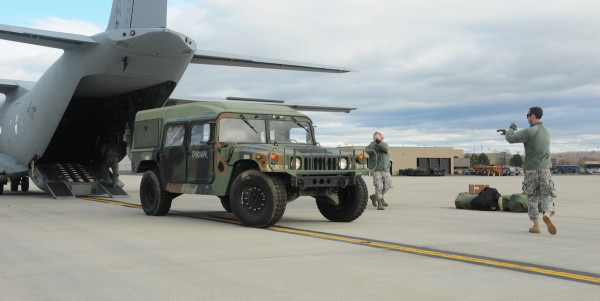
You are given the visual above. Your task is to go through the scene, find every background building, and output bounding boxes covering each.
[342,146,464,175]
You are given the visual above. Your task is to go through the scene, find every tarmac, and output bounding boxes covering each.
[1,174,599,300]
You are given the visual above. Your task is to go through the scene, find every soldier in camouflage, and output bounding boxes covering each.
[100,136,120,187]
[499,107,557,235]
[365,131,392,210]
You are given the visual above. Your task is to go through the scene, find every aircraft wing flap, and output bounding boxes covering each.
[0,24,97,50]
[191,50,351,73]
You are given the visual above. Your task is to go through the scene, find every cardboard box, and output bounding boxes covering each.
[469,184,489,194]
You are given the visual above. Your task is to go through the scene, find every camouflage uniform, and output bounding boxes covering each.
[506,121,556,221]
[372,170,392,202]
[523,169,557,221]
[366,140,392,208]
[101,141,120,187]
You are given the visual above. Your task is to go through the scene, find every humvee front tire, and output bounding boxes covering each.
[316,176,368,222]
[230,170,286,228]
[140,170,173,216]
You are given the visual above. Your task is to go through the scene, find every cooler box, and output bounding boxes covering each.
[469,184,489,194]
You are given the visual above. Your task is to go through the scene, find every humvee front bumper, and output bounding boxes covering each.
[293,174,357,189]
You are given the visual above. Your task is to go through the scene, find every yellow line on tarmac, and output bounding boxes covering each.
[79,196,600,285]
[268,225,600,284]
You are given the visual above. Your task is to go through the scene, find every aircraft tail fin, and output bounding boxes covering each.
[106,0,167,31]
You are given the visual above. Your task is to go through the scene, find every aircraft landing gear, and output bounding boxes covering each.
[9,176,29,192]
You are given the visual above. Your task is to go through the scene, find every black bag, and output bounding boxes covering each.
[471,187,501,211]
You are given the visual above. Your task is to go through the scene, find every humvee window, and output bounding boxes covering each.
[269,120,314,144]
[190,124,210,146]
[165,125,185,147]
[219,118,265,143]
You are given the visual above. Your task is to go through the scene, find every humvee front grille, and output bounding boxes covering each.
[304,157,339,170]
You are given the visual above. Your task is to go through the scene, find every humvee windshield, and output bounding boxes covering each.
[219,117,314,144]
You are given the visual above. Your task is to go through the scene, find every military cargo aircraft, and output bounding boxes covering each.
[0,0,349,198]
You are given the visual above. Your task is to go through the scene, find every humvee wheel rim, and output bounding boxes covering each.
[241,186,266,213]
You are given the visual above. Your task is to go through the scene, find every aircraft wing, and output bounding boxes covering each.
[0,78,36,94]
[164,97,356,113]
[0,24,97,50]
[280,104,355,113]
[191,50,351,73]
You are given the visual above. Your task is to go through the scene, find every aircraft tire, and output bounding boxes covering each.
[140,170,173,216]
[219,196,233,212]
[315,176,368,222]
[21,177,29,192]
[10,179,19,192]
[230,170,286,228]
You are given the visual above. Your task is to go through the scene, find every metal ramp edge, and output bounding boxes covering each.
[37,164,129,199]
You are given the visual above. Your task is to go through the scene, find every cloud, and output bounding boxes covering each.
[3,0,600,153]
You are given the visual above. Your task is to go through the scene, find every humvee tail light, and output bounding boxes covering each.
[339,158,348,170]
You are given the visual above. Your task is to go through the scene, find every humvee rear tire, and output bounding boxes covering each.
[230,170,286,228]
[140,170,173,216]
[21,177,29,192]
[219,196,233,212]
[10,179,19,192]
[316,176,368,222]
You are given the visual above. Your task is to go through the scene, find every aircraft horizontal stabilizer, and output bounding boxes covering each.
[0,24,96,50]
[191,50,351,73]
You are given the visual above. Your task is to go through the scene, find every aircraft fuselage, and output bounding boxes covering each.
[0,28,196,170]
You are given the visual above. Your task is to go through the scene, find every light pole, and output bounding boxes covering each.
[502,151,506,175]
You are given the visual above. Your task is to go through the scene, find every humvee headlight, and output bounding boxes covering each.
[292,157,302,170]
[339,158,348,170]
[270,153,279,163]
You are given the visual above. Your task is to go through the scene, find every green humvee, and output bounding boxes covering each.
[130,101,369,227]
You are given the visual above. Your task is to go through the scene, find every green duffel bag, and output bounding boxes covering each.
[508,194,529,212]
[501,194,512,211]
[508,194,543,212]
[455,192,477,209]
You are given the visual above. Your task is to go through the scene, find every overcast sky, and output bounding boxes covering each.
[1,0,599,154]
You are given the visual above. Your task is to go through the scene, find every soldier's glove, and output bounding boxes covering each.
[497,129,507,135]
[509,122,517,131]
[375,139,381,144]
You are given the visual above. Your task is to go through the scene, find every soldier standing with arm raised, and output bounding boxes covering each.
[498,107,557,234]
[365,131,392,210]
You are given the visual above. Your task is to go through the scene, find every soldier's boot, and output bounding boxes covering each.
[381,198,388,207]
[377,200,385,210]
[529,220,541,234]
[543,212,557,235]
[370,195,378,207]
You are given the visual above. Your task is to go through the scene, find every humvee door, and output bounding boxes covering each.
[161,124,187,183]
[187,123,214,183]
